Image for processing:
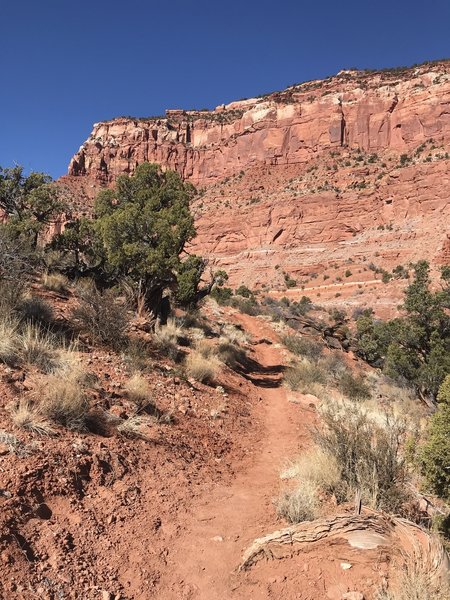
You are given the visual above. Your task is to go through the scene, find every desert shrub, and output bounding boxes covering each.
[34,374,89,430]
[41,272,69,293]
[210,286,233,305]
[338,371,371,400]
[316,403,406,511]
[320,353,347,378]
[153,319,182,360]
[122,338,151,372]
[0,315,20,366]
[376,564,450,600]
[235,285,253,298]
[72,283,129,349]
[18,296,53,325]
[419,375,450,499]
[185,350,219,384]
[284,362,327,392]
[281,447,342,495]
[276,482,320,523]
[124,373,152,411]
[9,400,56,436]
[217,339,246,369]
[282,335,324,362]
[19,323,59,372]
[229,296,260,315]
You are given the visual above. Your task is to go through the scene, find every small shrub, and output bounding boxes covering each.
[320,353,347,378]
[316,403,406,511]
[123,338,151,372]
[230,296,260,315]
[72,284,129,349]
[217,339,246,369]
[281,447,341,495]
[276,482,320,523]
[282,335,324,362]
[34,374,89,430]
[235,285,253,298]
[18,296,53,325]
[124,373,152,411]
[19,323,59,373]
[338,371,371,400]
[153,319,182,361]
[10,400,56,436]
[284,362,327,392]
[185,350,219,384]
[42,272,69,293]
[0,315,20,366]
[210,286,233,305]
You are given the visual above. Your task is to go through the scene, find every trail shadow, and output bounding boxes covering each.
[233,354,285,389]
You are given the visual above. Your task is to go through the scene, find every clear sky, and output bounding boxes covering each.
[1,0,450,179]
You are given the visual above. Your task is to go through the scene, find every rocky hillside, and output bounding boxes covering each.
[64,61,450,310]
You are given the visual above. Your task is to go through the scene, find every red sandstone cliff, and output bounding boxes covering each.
[65,62,450,312]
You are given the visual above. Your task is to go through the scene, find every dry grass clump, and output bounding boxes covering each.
[153,319,182,360]
[0,315,20,366]
[220,323,248,345]
[284,361,327,393]
[10,400,56,436]
[18,296,54,325]
[316,402,407,511]
[42,272,69,293]
[276,481,320,524]
[19,323,59,372]
[72,283,129,349]
[33,374,89,430]
[280,447,342,494]
[282,335,324,362]
[124,373,152,410]
[117,415,152,440]
[217,338,246,369]
[194,338,217,359]
[185,350,220,384]
[377,565,450,600]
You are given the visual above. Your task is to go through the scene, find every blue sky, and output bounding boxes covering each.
[1,0,450,178]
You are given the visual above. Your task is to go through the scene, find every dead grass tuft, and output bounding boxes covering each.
[281,447,342,494]
[42,272,69,293]
[124,373,152,411]
[10,400,57,436]
[19,323,59,372]
[276,482,320,523]
[32,373,89,430]
[0,315,20,366]
[185,350,220,384]
[153,319,182,360]
[284,361,327,393]
[377,564,450,600]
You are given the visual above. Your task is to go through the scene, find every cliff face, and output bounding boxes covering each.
[69,64,450,186]
[66,62,450,312]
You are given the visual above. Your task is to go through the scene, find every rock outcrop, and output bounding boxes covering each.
[65,62,450,311]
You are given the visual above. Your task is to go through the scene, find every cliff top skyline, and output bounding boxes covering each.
[2,0,450,178]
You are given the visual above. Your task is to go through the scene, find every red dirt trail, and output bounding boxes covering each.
[158,314,312,599]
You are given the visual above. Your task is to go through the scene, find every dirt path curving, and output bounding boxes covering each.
[159,314,313,599]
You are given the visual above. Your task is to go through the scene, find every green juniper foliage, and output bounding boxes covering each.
[356,261,450,398]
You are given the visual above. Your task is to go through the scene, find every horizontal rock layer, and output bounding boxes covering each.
[65,62,450,309]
